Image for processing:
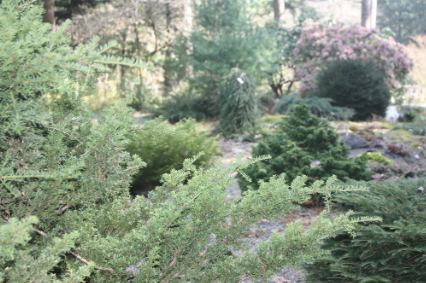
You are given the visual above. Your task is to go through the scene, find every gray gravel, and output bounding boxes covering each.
[226,180,309,283]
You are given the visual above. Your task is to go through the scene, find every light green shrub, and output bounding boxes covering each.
[364,152,395,165]
[126,119,218,194]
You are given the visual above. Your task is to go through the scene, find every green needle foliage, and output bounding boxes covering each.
[273,94,355,120]
[238,104,373,192]
[216,69,258,137]
[0,1,381,282]
[314,59,391,121]
[304,178,426,283]
[126,118,218,194]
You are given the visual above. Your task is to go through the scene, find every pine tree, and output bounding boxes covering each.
[378,0,426,44]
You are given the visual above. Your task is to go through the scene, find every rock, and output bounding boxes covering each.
[341,133,369,149]
[371,140,384,148]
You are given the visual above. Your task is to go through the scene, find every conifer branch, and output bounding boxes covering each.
[69,251,114,272]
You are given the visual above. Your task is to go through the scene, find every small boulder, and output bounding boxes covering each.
[341,133,369,149]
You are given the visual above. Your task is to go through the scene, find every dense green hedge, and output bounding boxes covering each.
[304,178,426,282]
[315,59,391,121]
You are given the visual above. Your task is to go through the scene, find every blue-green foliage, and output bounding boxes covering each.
[274,94,355,120]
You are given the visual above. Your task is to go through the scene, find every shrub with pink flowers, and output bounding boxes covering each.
[293,20,413,96]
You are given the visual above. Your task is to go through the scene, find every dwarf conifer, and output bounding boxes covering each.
[238,104,373,192]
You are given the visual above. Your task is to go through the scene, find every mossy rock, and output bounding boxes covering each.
[387,129,426,154]
[365,152,395,165]
[388,129,415,143]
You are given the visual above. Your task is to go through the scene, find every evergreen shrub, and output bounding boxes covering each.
[238,104,373,192]
[126,119,218,194]
[0,1,382,281]
[273,94,355,120]
[216,69,258,137]
[294,21,412,96]
[152,86,212,123]
[315,59,391,121]
[304,178,426,283]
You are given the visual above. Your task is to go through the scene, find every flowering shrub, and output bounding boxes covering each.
[293,21,413,96]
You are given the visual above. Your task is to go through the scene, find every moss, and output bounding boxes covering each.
[391,129,415,136]
[411,142,423,149]
[388,129,415,143]
[376,121,395,129]
[258,114,287,123]
[349,125,359,132]
[365,152,395,165]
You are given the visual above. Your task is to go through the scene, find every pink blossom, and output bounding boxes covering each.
[294,22,413,96]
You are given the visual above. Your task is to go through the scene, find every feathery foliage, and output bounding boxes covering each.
[216,69,259,137]
[238,104,373,192]
[273,95,355,120]
[126,118,218,195]
[0,1,382,282]
[304,178,426,282]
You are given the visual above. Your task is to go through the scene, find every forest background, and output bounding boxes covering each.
[38,0,426,118]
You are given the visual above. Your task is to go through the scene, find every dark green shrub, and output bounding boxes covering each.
[304,178,426,283]
[314,59,391,121]
[126,119,218,193]
[273,94,355,120]
[152,86,213,123]
[216,69,259,137]
[238,104,372,192]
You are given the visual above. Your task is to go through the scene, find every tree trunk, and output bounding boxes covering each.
[43,0,55,26]
[371,0,377,28]
[273,0,285,22]
[361,0,377,29]
[184,0,193,32]
[163,3,173,94]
